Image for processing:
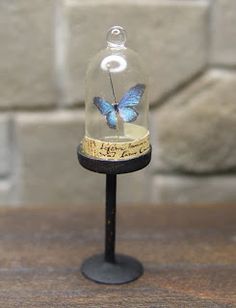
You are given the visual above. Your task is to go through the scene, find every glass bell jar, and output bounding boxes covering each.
[82,26,150,161]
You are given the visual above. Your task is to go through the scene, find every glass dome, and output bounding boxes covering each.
[82,26,150,161]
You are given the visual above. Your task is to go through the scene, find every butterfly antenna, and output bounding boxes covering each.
[107,67,117,104]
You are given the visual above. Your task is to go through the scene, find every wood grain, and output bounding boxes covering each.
[0,204,235,307]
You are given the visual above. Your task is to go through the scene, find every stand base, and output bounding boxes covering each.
[81,254,143,285]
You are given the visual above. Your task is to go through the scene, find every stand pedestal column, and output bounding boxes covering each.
[105,174,116,263]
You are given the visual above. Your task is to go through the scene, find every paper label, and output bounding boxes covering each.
[82,133,150,160]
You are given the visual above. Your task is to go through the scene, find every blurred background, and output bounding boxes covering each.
[0,0,235,206]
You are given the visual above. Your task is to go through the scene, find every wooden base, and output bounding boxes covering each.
[0,204,235,305]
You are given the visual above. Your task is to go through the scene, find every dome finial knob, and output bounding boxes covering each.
[106,26,127,48]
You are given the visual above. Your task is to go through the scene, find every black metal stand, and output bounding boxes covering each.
[77,145,151,284]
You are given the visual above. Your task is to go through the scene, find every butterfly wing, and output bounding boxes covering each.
[94,97,114,115]
[93,97,117,129]
[119,84,145,108]
[118,84,145,122]
[118,107,138,123]
[106,111,117,129]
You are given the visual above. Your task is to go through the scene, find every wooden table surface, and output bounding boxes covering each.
[0,203,235,307]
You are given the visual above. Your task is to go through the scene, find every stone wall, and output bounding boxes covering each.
[0,0,235,206]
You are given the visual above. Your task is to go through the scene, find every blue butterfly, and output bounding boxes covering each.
[93,84,145,129]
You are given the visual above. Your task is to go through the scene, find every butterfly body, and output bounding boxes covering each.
[113,104,119,112]
[93,84,145,129]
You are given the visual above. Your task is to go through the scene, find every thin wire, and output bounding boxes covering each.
[107,67,117,104]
